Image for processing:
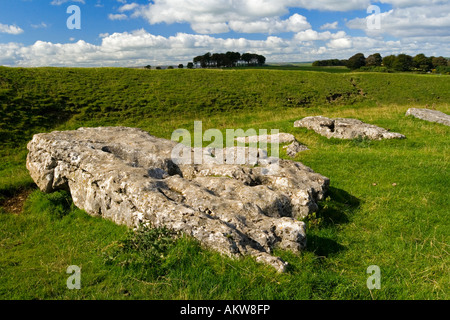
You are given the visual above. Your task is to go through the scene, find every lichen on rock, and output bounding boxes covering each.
[294,116,406,140]
[26,127,330,272]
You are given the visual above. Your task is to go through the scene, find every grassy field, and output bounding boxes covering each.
[0,66,449,300]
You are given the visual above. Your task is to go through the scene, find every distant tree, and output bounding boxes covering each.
[432,56,448,68]
[178,64,184,69]
[256,54,266,66]
[393,54,413,71]
[193,52,212,68]
[193,55,201,67]
[156,66,162,70]
[144,65,151,70]
[211,53,223,67]
[241,53,252,66]
[202,52,212,67]
[242,53,265,66]
[226,51,241,67]
[167,66,174,69]
[313,59,347,67]
[193,52,265,68]
[365,53,382,67]
[187,62,194,69]
[413,54,432,71]
[382,55,396,69]
[346,53,366,70]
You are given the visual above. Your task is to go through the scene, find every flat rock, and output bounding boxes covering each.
[283,141,309,158]
[406,108,450,126]
[26,127,330,272]
[235,133,296,144]
[294,116,406,140]
[236,133,308,158]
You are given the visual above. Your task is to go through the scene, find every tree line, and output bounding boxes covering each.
[314,53,450,73]
[193,52,266,68]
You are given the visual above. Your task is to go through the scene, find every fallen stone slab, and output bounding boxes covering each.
[26,127,330,272]
[406,108,450,126]
[283,141,309,158]
[235,133,296,144]
[294,116,406,140]
[236,133,309,158]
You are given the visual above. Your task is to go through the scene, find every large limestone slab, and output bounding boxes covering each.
[406,108,450,126]
[26,127,330,272]
[236,133,309,158]
[294,116,405,140]
[235,133,296,144]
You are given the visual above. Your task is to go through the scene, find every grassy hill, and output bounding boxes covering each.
[0,66,449,299]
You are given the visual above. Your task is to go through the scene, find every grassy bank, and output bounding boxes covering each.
[0,67,448,300]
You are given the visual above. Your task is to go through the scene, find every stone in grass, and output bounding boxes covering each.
[294,116,406,140]
[235,133,296,144]
[406,108,450,126]
[283,141,309,158]
[236,133,308,158]
[26,127,330,272]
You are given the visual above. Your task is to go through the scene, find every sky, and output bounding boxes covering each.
[0,0,449,67]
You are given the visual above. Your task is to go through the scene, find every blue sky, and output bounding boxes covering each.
[0,0,449,67]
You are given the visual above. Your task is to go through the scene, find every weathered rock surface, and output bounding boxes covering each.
[406,108,450,126]
[235,133,296,144]
[236,133,309,158]
[283,141,309,158]
[294,116,406,140]
[26,127,330,272]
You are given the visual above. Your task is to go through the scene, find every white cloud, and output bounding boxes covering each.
[118,3,139,12]
[294,29,346,41]
[127,1,313,35]
[347,3,450,38]
[0,43,22,65]
[0,30,305,66]
[129,0,370,34]
[1,27,448,68]
[0,23,24,35]
[327,37,353,49]
[31,22,49,29]
[191,23,230,34]
[228,14,310,34]
[108,13,128,21]
[378,0,448,7]
[320,21,339,30]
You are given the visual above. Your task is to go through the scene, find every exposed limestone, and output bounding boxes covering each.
[235,133,296,144]
[26,127,330,272]
[406,108,450,126]
[283,141,309,158]
[294,116,406,140]
[236,133,308,158]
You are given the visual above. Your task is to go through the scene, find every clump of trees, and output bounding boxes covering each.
[193,52,266,68]
[382,53,449,73]
[312,59,347,67]
[314,53,450,73]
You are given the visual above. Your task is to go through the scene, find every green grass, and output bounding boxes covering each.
[0,67,449,300]
[235,64,351,73]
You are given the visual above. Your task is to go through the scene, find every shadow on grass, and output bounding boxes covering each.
[0,182,37,208]
[305,235,346,258]
[304,186,360,258]
[321,187,359,225]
